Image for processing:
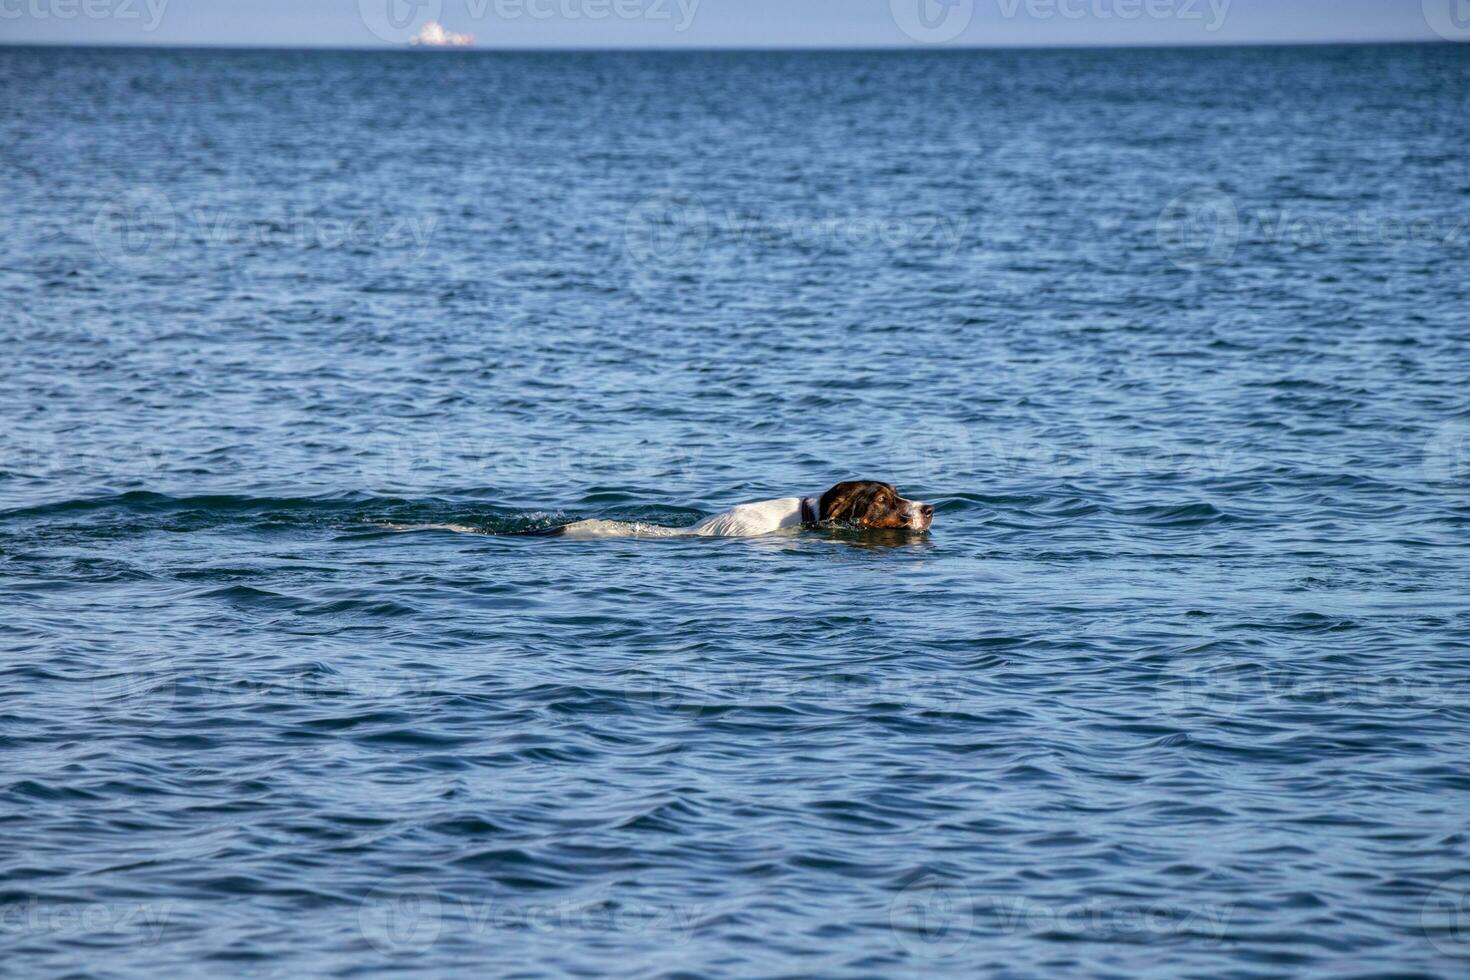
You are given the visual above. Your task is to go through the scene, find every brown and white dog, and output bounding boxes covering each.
[543,480,934,538]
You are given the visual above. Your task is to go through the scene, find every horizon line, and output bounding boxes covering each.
[0,37,1455,53]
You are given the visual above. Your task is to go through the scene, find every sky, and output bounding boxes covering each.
[0,0,1462,48]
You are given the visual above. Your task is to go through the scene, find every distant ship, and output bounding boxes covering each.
[409,21,474,47]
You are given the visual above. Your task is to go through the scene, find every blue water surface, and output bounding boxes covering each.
[3,43,1470,977]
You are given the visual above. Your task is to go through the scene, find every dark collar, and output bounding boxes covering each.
[800,496,820,525]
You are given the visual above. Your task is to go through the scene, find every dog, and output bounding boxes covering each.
[537,480,934,538]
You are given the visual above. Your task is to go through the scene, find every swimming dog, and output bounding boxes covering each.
[538,480,935,538]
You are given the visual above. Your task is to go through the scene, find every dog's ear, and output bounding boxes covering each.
[819,482,863,522]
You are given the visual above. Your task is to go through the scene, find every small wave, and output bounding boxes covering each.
[0,491,578,538]
[1111,501,1232,528]
[0,490,384,522]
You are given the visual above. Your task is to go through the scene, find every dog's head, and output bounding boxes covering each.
[817,481,934,531]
